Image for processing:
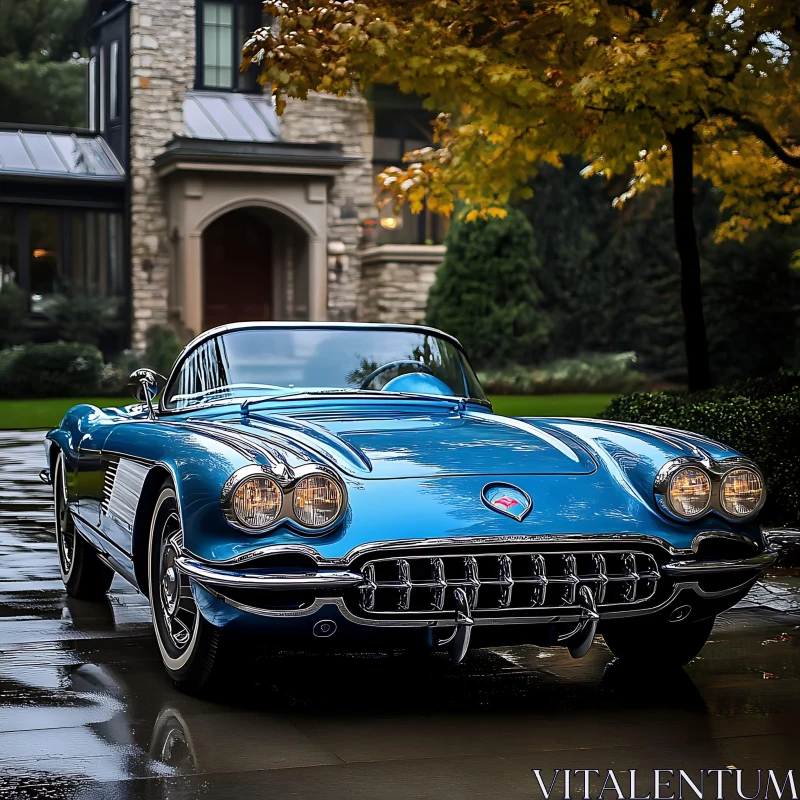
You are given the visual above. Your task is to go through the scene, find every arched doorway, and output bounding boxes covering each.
[202,208,272,329]
[201,206,310,330]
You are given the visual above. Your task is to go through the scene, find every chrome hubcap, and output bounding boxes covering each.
[158,512,197,652]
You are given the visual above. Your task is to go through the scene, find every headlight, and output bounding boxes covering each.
[721,468,763,517]
[668,467,711,518]
[231,476,282,528]
[293,475,342,528]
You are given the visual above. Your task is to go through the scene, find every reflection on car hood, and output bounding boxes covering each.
[191,401,597,479]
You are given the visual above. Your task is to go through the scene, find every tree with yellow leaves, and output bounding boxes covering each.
[244,0,800,390]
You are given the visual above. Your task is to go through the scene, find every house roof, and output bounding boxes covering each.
[153,136,360,176]
[0,128,125,182]
[183,91,281,143]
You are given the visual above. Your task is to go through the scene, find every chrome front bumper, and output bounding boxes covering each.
[177,534,777,619]
[662,552,777,575]
[175,556,363,591]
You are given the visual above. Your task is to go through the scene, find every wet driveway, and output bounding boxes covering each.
[0,431,798,799]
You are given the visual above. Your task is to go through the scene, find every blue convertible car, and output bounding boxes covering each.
[42,322,773,692]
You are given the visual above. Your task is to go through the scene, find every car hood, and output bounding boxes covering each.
[185,401,597,479]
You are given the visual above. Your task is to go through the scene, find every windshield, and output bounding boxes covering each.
[163,327,487,411]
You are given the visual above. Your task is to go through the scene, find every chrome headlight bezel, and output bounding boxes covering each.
[222,463,347,535]
[654,457,766,523]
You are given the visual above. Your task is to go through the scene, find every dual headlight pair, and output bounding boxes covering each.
[659,460,764,521]
[223,466,345,533]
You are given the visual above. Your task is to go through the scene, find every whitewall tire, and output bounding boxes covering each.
[148,481,225,693]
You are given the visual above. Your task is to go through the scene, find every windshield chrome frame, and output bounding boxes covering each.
[158,322,488,416]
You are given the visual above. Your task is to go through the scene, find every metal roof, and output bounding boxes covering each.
[183,91,281,142]
[0,129,124,180]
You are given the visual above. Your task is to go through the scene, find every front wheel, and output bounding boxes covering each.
[601,615,715,668]
[54,452,114,600]
[148,481,225,694]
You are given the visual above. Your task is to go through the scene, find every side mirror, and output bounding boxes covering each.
[128,369,166,417]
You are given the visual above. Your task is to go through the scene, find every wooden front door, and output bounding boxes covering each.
[203,209,272,330]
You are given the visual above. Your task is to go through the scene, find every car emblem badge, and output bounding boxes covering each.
[481,483,532,521]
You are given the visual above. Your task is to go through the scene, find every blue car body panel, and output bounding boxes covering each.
[46,395,765,572]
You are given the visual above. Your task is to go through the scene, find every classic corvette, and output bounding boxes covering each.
[41,322,774,692]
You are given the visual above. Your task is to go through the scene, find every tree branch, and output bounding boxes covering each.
[720,109,800,169]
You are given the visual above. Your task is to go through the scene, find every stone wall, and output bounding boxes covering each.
[280,93,377,322]
[128,0,195,349]
[357,245,445,324]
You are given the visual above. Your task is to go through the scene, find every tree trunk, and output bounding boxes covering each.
[668,126,712,392]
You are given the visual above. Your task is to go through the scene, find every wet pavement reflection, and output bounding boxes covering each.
[0,431,798,799]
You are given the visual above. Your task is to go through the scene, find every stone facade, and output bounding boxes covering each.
[126,1,446,349]
[128,0,196,349]
[281,93,376,323]
[357,245,445,324]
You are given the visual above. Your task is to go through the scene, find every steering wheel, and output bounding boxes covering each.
[358,360,435,390]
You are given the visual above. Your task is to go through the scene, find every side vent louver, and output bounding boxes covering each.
[101,460,119,514]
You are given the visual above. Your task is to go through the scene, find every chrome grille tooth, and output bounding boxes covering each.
[397,559,412,611]
[529,553,548,606]
[463,556,480,609]
[591,553,608,604]
[497,554,514,609]
[561,554,580,605]
[431,557,446,611]
[360,564,376,611]
[621,552,639,603]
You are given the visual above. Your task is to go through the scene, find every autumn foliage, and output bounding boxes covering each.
[245,0,799,237]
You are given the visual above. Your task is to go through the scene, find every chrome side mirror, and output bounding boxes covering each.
[128,369,166,418]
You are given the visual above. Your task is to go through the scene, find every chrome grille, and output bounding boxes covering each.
[357,550,660,615]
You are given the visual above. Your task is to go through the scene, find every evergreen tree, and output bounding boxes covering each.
[426,207,550,368]
[0,0,87,127]
[520,163,799,384]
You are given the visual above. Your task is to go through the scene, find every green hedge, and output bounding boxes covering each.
[480,352,646,396]
[0,342,104,399]
[604,373,800,526]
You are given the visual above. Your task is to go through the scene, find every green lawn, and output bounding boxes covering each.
[489,393,616,418]
[0,398,130,431]
[0,393,615,430]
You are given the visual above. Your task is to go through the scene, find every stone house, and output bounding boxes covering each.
[0,0,447,350]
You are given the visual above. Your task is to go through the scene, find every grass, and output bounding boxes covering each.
[0,398,129,431]
[489,393,616,418]
[0,393,616,430]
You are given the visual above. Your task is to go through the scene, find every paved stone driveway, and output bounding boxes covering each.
[0,431,798,799]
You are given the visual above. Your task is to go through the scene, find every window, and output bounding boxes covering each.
[0,207,18,288]
[370,87,448,245]
[29,209,62,307]
[88,56,97,130]
[99,46,106,131]
[198,0,263,91]
[109,41,119,119]
[0,205,126,312]
[164,328,487,410]
[203,2,235,89]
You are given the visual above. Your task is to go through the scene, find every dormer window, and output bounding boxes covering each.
[197,0,262,92]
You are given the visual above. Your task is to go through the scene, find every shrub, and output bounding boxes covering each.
[604,374,800,526]
[480,352,647,395]
[144,325,183,378]
[99,325,184,395]
[40,293,123,347]
[426,207,550,368]
[0,342,104,399]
